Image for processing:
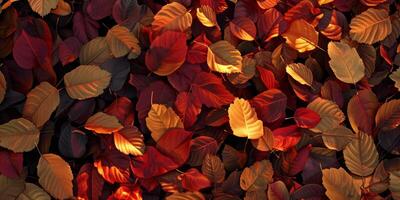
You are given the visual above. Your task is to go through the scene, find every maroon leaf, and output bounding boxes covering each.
[104,96,135,127]
[186,33,211,64]
[294,108,321,128]
[168,63,202,92]
[94,149,131,184]
[0,150,23,179]
[175,91,202,128]
[77,163,104,200]
[86,0,117,20]
[251,89,287,123]
[73,11,100,43]
[281,145,312,176]
[178,168,211,191]
[156,128,193,165]
[187,136,219,166]
[58,37,82,66]
[272,125,302,151]
[256,66,279,89]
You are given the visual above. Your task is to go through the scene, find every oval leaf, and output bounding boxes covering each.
[145,104,183,142]
[152,2,192,32]
[207,40,243,74]
[84,112,123,134]
[0,118,40,152]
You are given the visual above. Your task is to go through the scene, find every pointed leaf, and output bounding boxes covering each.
[207,40,243,73]
[146,104,183,141]
[0,118,40,152]
[152,2,192,32]
[84,112,123,134]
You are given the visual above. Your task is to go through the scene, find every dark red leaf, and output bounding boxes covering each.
[175,91,202,128]
[281,145,312,176]
[186,33,211,64]
[251,89,287,123]
[187,136,219,166]
[94,149,131,183]
[178,168,211,191]
[73,11,100,43]
[256,66,279,89]
[168,63,202,92]
[86,0,117,20]
[156,128,193,165]
[104,96,135,127]
[294,108,321,128]
[58,37,82,66]
[0,150,23,179]
[272,125,302,151]
[77,163,104,200]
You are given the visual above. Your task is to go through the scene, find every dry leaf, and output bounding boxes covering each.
[106,25,141,58]
[347,89,379,134]
[145,104,183,141]
[16,183,51,200]
[390,68,400,91]
[28,0,58,16]
[229,16,257,41]
[227,56,256,85]
[64,65,111,100]
[196,6,219,29]
[375,99,400,131]
[114,127,144,156]
[37,154,73,199]
[202,154,225,183]
[322,168,360,200]
[349,8,392,44]
[327,41,365,84]
[84,112,123,134]
[267,181,289,200]
[152,2,192,32]
[23,82,59,127]
[0,174,25,200]
[286,63,313,86]
[251,127,274,152]
[389,171,400,200]
[80,37,113,65]
[207,40,243,73]
[240,160,273,191]
[307,98,345,132]
[322,126,354,151]
[228,98,264,139]
[282,19,319,53]
[0,118,40,152]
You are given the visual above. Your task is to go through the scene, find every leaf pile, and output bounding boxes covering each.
[0,0,400,199]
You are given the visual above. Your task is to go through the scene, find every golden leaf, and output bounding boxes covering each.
[0,118,40,152]
[227,56,256,85]
[251,127,274,152]
[228,98,264,139]
[0,174,25,200]
[37,154,73,199]
[152,2,192,32]
[145,104,183,141]
[307,97,345,132]
[322,126,354,151]
[390,68,400,91]
[286,63,313,86]
[17,183,51,200]
[256,0,278,9]
[389,171,400,200]
[375,99,400,131]
[166,191,205,200]
[318,0,334,5]
[50,0,71,16]
[28,0,58,16]
[201,154,225,183]
[322,168,360,200]
[106,25,141,58]
[23,82,59,128]
[0,71,6,104]
[327,41,365,84]
[64,65,111,100]
[85,112,123,134]
[114,127,145,156]
[349,8,392,44]
[80,37,113,65]
[343,131,379,176]
[229,17,257,41]
[244,190,267,200]
[207,40,243,73]
[282,19,319,53]
[240,160,273,191]
[196,6,219,29]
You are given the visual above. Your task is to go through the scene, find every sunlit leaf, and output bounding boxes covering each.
[84,112,123,134]
[240,160,273,191]
[307,97,345,132]
[0,118,40,152]
[286,63,313,86]
[114,127,145,156]
[28,0,58,16]
[152,2,192,32]
[196,6,219,28]
[145,104,183,141]
[106,25,141,58]
[207,40,243,73]
[282,19,318,53]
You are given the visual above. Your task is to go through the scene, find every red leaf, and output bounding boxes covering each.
[108,184,142,200]
[13,30,49,70]
[94,149,131,184]
[257,8,284,42]
[204,108,229,127]
[58,37,82,66]
[145,31,188,75]
[251,89,287,123]
[256,66,279,89]
[186,34,211,64]
[168,63,202,92]
[3,60,33,94]
[191,72,234,108]
[0,150,23,179]
[234,0,263,22]
[104,96,135,127]
[380,45,393,66]
[294,108,321,128]
[187,136,219,166]
[283,0,316,23]
[86,0,116,20]
[77,163,104,200]
[281,145,312,176]
[200,0,228,13]
[131,146,180,178]
[320,80,344,108]
[156,128,193,165]
[272,125,302,151]
[178,168,211,191]
[175,91,202,128]
[73,11,100,43]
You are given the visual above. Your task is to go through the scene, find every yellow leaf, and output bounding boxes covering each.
[343,131,379,176]
[166,191,205,200]
[28,0,58,17]
[282,19,319,53]
[37,154,73,199]
[286,63,313,86]
[389,171,400,200]
[106,25,141,58]
[227,56,256,85]
[17,183,50,200]
[85,112,123,134]
[80,37,113,65]
[50,0,71,16]
[0,174,25,200]
[145,104,183,141]
[327,41,365,84]
[349,8,392,44]
[318,0,333,5]
[0,71,6,104]
[114,127,144,156]
[207,40,242,73]
[322,126,354,151]
[240,160,273,191]
[390,68,400,91]
[64,65,111,100]
[196,6,218,28]
[229,16,257,41]
[0,118,40,152]
[322,168,360,200]
[228,98,263,139]
[23,82,59,128]
[307,98,345,132]
[152,2,192,32]
[201,154,225,183]
[251,127,274,152]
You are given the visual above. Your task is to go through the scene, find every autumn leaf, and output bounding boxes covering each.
[106,25,141,58]
[80,37,113,65]
[0,71,6,104]
[84,112,123,134]
[207,40,243,74]
[322,168,360,200]
[114,127,145,156]
[152,2,192,32]
[390,68,400,91]
[37,154,73,199]
[307,97,345,132]
[187,136,219,166]
[229,16,257,41]
[322,126,354,151]
[196,6,219,29]
[202,154,225,183]
[240,160,273,191]
[251,127,274,152]
[28,0,58,17]
[228,98,264,139]
[94,149,131,183]
[375,99,400,131]
[16,183,51,200]
[145,104,183,141]
[286,63,313,86]
[282,19,319,53]
[0,118,40,152]
[347,90,379,134]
